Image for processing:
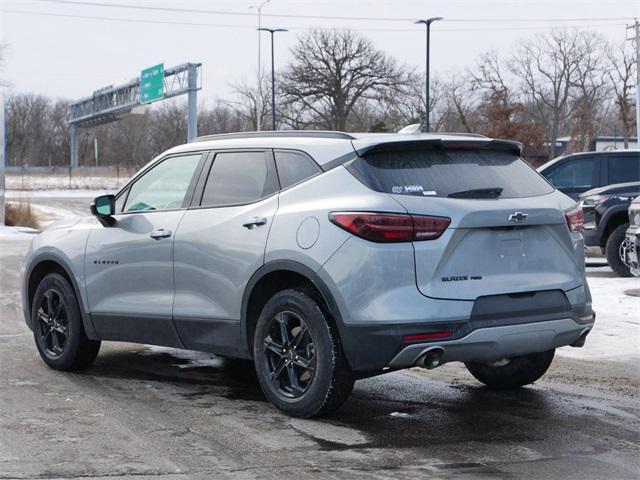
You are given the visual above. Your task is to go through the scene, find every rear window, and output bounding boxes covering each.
[347,149,554,199]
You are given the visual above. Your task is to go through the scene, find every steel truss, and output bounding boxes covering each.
[68,63,201,166]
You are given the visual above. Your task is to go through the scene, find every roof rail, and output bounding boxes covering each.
[191,130,356,142]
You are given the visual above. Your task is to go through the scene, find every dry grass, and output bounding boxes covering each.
[5,201,40,230]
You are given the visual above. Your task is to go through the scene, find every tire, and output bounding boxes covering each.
[32,273,101,371]
[605,223,632,277]
[465,349,555,390]
[253,289,354,418]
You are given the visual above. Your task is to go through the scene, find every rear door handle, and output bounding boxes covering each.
[242,217,267,229]
[150,228,172,239]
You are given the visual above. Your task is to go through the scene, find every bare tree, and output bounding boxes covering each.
[471,51,545,154]
[280,29,409,131]
[199,100,248,135]
[6,94,50,166]
[441,71,478,133]
[567,32,609,151]
[605,40,637,148]
[510,30,594,159]
[376,71,449,132]
[229,76,272,130]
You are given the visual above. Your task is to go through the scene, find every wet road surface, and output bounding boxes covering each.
[1,224,639,479]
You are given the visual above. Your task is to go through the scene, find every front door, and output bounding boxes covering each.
[172,150,280,355]
[84,152,204,346]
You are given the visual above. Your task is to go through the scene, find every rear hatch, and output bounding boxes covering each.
[347,141,583,300]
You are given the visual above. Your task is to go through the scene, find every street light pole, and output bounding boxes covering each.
[415,17,443,133]
[253,0,271,131]
[258,27,288,130]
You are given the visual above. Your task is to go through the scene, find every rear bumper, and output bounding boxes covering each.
[340,306,595,373]
[388,318,593,368]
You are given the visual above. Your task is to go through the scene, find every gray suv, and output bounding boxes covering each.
[21,130,595,417]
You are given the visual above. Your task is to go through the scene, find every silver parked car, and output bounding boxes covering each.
[21,129,595,417]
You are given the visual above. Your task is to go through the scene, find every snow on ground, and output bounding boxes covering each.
[140,346,224,369]
[6,189,109,199]
[6,171,132,191]
[5,189,106,228]
[557,264,640,361]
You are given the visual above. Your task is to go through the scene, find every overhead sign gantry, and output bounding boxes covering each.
[67,62,201,167]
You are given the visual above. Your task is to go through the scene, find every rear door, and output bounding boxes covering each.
[347,147,583,300]
[172,150,279,354]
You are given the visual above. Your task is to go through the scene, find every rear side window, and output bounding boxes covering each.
[200,151,278,207]
[545,158,597,189]
[275,150,321,189]
[348,149,554,199]
[608,155,640,184]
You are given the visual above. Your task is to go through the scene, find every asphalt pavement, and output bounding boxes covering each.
[0,199,638,480]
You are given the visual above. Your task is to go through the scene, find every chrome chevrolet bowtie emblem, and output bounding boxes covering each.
[508,212,528,222]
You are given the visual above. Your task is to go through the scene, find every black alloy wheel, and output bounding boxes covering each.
[36,289,69,357]
[32,273,101,371]
[253,289,354,417]
[263,311,316,399]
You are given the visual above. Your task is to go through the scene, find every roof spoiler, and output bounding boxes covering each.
[355,138,523,156]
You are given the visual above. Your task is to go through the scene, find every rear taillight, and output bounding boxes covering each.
[565,205,584,233]
[329,212,450,243]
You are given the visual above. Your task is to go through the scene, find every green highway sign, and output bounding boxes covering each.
[140,63,164,104]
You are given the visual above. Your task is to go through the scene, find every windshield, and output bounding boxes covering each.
[347,148,554,199]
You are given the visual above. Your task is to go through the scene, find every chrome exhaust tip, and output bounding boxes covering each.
[570,329,590,348]
[416,348,444,369]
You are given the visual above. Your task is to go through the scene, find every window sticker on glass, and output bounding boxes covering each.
[392,185,425,194]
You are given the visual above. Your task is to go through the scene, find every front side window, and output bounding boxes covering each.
[275,151,322,189]
[545,158,597,189]
[609,155,640,184]
[200,151,278,207]
[123,154,202,213]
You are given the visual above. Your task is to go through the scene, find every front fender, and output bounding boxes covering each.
[22,221,98,339]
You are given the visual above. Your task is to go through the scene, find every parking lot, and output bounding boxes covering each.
[1,195,638,480]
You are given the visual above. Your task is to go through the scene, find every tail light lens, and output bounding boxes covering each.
[565,205,584,233]
[329,212,450,243]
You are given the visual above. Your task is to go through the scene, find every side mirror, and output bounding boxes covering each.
[90,194,115,219]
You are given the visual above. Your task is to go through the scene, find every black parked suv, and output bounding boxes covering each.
[580,181,640,276]
[538,150,640,200]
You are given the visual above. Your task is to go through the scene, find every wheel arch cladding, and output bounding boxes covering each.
[26,255,98,339]
[241,260,345,360]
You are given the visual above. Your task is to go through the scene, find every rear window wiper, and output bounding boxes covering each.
[448,187,503,198]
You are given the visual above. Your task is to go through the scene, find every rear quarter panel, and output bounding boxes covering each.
[265,166,406,270]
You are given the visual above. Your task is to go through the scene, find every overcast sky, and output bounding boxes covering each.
[0,0,637,105]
